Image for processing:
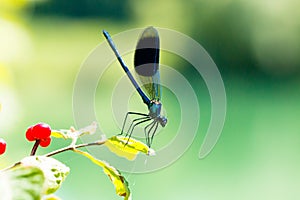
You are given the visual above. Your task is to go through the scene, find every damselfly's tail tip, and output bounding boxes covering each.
[102,30,109,39]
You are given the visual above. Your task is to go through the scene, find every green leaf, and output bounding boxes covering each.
[105,136,155,160]
[21,156,70,195]
[0,164,45,200]
[74,149,131,200]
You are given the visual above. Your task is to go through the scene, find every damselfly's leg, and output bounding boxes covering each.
[149,122,159,147]
[120,112,149,135]
[144,120,156,147]
[125,118,152,145]
[125,116,150,137]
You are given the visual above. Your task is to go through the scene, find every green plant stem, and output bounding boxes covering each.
[44,140,106,157]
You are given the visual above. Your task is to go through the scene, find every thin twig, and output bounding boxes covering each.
[0,140,106,173]
[0,162,21,172]
[44,140,106,157]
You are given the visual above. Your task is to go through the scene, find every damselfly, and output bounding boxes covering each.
[102,27,167,147]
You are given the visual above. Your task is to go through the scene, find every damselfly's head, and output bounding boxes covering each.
[158,116,167,127]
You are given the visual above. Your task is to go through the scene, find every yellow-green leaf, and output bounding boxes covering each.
[51,131,68,139]
[21,156,70,195]
[105,136,155,161]
[0,164,45,199]
[73,149,131,200]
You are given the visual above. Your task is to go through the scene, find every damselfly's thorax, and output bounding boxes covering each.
[148,100,167,127]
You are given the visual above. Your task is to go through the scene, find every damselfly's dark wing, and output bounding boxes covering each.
[134,26,161,101]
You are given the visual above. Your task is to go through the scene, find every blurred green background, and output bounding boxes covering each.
[1,0,300,199]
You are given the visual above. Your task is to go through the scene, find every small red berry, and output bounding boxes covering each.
[39,137,51,147]
[25,123,52,148]
[32,123,51,139]
[25,126,35,141]
[0,138,7,155]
